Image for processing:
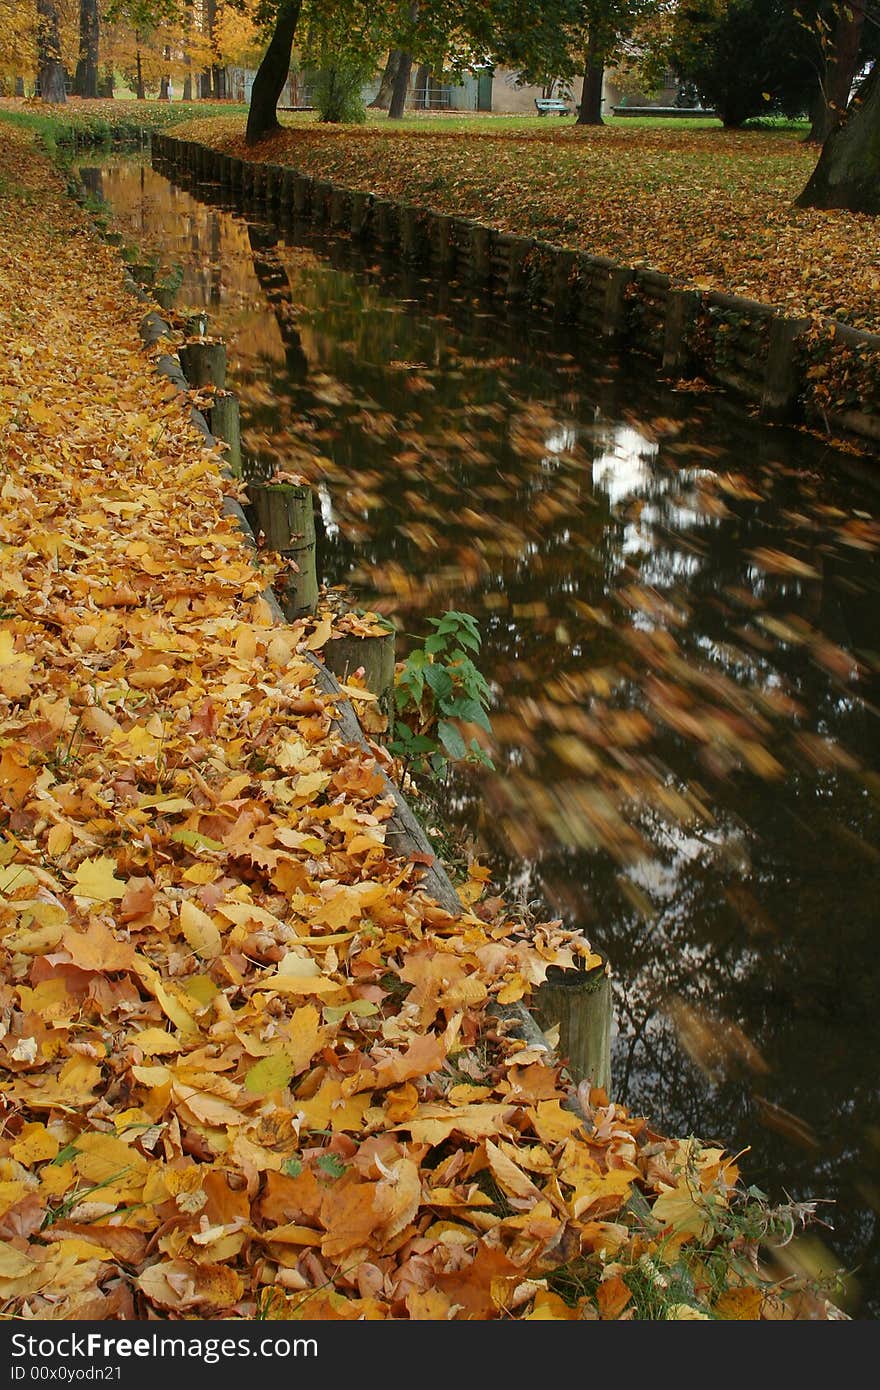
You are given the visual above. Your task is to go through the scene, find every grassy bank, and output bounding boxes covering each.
[165,110,878,335]
[0,96,247,151]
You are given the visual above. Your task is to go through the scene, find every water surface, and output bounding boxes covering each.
[92,152,880,1316]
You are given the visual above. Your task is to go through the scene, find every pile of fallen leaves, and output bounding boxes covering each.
[0,122,837,1321]
[174,114,880,335]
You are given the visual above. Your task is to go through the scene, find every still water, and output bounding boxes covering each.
[90,152,879,1316]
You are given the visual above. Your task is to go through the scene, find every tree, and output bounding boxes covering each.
[796,59,880,210]
[73,0,99,96]
[244,0,586,141]
[36,0,67,101]
[647,0,817,127]
[501,0,648,125]
[802,0,869,143]
[246,0,303,143]
[0,0,37,90]
[103,0,186,99]
[388,49,413,116]
[368,47,403,106]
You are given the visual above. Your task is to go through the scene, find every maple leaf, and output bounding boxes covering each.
[70,855,126,903]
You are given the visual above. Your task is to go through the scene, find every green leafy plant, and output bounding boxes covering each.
[310,55,370,124]
[389,611,494,783]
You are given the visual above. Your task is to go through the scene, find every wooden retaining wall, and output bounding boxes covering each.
[151,131,880,453]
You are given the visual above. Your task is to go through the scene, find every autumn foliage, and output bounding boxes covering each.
[0,121,840,1322]
[177,112,880,334]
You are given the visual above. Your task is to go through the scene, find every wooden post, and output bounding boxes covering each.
[603,267,635,340]
[329,186,350,227]
[662,288,701,376]
[179,338,226,389]
[312,180,333,225]
[247,481,319,618]
[350,190,371,238]
[205,389,242,477]
[504,236,533,304]
[432,213,454,271]
[293,173,313,216]
[372,199,397,252]
[552,249,577,320]
[531,960,613,1093]
[323,629,396,736]
[761,315,811,421]
[280,168,296,218]
[265,164,283,209]
[469,224,493,284]
[400,206,420,264]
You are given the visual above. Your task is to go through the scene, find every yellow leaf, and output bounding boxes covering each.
[285,1004,323,1074]
[497,973,528,1003]
[0,629,34,699]
[11,1123,60,1165]
[132,1028,185,1057]
[131,1065,172,1088]
[485,1139,543,1202]
[0,1241,38,1279]
[305,616,333,650]
[71,855,126,903]
[132,955,198,1036]
[245,1052,294,1095]
[47,823,73,856]
[180,899,222,960]
[261,1224,323,1246]
[714,1286,764,1319]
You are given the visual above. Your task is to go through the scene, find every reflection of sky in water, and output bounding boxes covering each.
[591,423,659,503]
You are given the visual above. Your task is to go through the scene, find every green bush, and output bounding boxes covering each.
[311,58,369,124]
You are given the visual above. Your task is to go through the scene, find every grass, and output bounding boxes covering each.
[0,96,247,150]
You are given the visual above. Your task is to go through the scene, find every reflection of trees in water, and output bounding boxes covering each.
[98,158,880,1313]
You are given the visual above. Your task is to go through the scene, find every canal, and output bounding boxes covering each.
[88,150,879,1317]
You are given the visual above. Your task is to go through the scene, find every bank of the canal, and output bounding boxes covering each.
[1,116,851,1322]
[158,120,880,458]
[74,137,880,1318]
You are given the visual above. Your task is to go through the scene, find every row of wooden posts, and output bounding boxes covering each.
[170,314,614,1096]
[179,325,402,735]
[152,130,880,448]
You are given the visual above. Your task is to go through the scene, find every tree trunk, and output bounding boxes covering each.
[369,50,402,109]
[160,45,171,100]
[803,1,867,144]
[182,0,193,101]
[135,45,144,101]
[246,0,302,145]
[796,61,880,212]
[201,0,216,97]
[73,0,98,98]
[36,0,67,103]
[96,64,113,97]
[576,42,603,124]
[413,62,429,109]
[388,52,413,118]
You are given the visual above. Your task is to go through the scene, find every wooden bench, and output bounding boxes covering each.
[535,97,570,116]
